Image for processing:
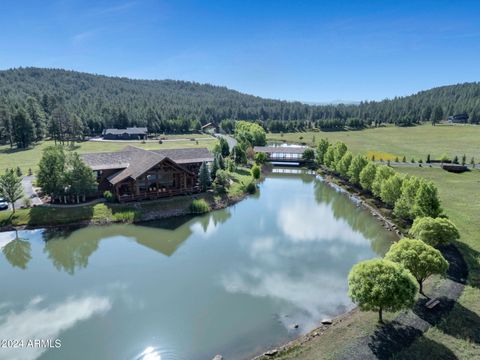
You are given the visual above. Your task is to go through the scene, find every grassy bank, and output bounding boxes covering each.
[267,124,480,162]
[0,137,217,173]
[264,166,479,359]
[0,167,255,230]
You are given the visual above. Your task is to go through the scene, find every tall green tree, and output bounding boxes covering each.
[380,173,404,207]
[26,97,47,141]
[359,162,377,191]
[393,176,422,220]
[348,154,368,185]
[316,138,329,165]
[348,259,418,323]
[336,151,353,178]
[37,146,66,202]
[413,181,442,218]
[12,108,35,148]
[0,169,24,213]
[198,161,211,191]
[385,238,448,296]
[371,165,395,198]
[66,153,97,203]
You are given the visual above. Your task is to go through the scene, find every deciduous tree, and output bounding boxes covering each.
[348,259,418,323]
[385,238,448,296]
[0,169,24,213]
[409,217,460,247]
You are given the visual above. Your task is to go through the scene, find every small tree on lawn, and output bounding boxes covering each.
[461,154,466,166]
[0,169,24,213]
[336,151,353,178]
[393,176,422,220]
[348,259,418,323]
[371,165,395,198]
[348,154,368,185]
[426,154,431,163]
[471,157,475,168]
[409,217,460,247]
[380,173,404,207]
[359,162,377,192]
[413,181,442,218]
[198,161,211,191]
[385,238,448,296]
[316,138,329,165]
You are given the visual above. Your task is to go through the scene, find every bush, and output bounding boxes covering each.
[112,211,137,223]
[212,170,231,194]
[254,152,267,165]
[189,199,211,214]
[251,165,261,180]
[103,190,114,203]
[245,181,257,194]
[23,197,32,208]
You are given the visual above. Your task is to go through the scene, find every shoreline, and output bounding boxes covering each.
[0,191,249,233]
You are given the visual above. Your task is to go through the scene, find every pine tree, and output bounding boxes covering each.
[198,162,211,191]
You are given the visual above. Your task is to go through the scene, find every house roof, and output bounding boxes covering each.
[150,148,213,164]
[103,127,148,135]
[254,146,307,154]
[81,146,213,185]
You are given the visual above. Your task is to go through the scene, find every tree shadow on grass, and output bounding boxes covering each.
[437,244,469,285]
[451,241,480,289]
[393,335,459,360]
[414,298,480,345]
[368,321,458,360]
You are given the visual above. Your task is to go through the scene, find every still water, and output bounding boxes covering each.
[0,171,396,360]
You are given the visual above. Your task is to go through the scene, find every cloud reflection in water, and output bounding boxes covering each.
[0,295,111,360]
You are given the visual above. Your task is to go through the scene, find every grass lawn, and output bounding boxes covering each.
[267,124,480,162]
[392,167,480,359]
[0,138,218,173]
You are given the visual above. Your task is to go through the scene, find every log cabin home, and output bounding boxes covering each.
[81,146,213,202]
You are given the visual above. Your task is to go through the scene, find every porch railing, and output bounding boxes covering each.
[117,186,201,202]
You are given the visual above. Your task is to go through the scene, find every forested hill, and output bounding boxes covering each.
[0,67,479,148]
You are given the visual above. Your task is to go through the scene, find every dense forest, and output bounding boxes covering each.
[0,67,479,148]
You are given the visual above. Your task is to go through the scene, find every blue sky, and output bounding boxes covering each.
[1,0,480,102]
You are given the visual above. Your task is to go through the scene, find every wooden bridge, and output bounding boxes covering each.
[254,146,310,165]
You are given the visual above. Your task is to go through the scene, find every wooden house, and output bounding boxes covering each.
[81,146,213,202]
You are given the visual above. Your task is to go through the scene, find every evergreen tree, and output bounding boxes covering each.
[198,161,211,191]
[12,109,35,148]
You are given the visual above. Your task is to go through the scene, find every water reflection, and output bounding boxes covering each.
[1,230,32,269]
[0,295,111,360]
[37,209,232,274]
[0,173,396,359]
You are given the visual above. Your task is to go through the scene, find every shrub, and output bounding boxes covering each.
[245,181,257,194]
[213,170,231,194]
[254,152,267,165]
[189,199,211,214]
[251,165,261,180]
[112,211,137,223]
[103,190,115,203]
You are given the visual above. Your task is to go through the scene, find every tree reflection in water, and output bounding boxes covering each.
[2,230,32,269]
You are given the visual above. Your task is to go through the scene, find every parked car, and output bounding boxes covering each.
[0,198,8,211]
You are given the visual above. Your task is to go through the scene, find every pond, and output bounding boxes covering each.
[0,170,397,360]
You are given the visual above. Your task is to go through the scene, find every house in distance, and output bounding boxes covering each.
[102,127,148,140]
[81,146,213,202]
